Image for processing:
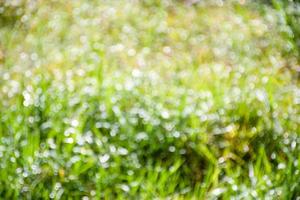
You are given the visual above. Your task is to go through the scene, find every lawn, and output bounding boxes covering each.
[0,0,299,199]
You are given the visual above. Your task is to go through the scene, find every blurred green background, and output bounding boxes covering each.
[0,0,299,199]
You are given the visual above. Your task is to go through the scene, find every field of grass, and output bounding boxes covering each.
[0,0,299,199]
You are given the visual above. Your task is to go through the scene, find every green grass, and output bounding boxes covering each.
[0,0,299,199]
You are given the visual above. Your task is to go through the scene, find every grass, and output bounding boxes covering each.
[0,0,299,199]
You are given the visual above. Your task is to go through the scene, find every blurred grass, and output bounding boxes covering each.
[0,0,299,199]
[267,0,300,62]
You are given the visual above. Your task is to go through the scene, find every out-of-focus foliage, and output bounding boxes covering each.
[0,0,299,199]
[264,0,300,61]
[0,0,38,26]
